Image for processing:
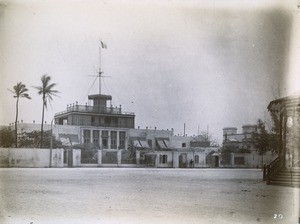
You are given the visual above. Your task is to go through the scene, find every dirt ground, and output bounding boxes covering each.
[0,168,299,224]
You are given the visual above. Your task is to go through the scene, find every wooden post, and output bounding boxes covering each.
[266,165,271,185]
[263,164,266,181]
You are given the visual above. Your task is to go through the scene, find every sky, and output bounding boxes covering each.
[0,0,299,144]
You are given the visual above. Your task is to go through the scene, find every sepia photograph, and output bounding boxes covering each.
[0,0,299,223]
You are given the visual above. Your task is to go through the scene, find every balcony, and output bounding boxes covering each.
[55,105,134,117]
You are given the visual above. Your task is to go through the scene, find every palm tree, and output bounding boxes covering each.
[8,82,31,148]
[34,74,59,148]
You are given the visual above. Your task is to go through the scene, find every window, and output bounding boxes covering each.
[102,130,108,137]
[93,130,99,145]
[160,155,168,164]
[119,131,126,149]
[83,130,91,144]
[148,139,152,148]
[194,155,199,164]
[104,117,111,126]
[102,130,108,148]
[182,143,186,147]
[111,131,117,149]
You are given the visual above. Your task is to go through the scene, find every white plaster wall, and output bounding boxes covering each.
[170,136,193,148]
[233,152,277,168]
[72,149,81,167]
[156,151,173,168]
[50,148,64,168]
[0,148,64,168]
[0,148,9,167]
[194,152,207,167]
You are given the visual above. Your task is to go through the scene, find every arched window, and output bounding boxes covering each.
[194,155,199,164]
[160,155,168,164]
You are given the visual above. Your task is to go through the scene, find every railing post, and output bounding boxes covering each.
[266,164,271,185]
[263,164,266,181]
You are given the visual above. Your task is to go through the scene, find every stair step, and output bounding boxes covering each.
[265,168,300,187]
[270,181,300,187]
[279,172,300,175]
[272,179,300,182]
[280,169,300,174]
[275,175,300,178]
[278,172,300,175]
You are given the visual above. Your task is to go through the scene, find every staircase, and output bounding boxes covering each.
[263,157,300,188]
[269,169,300,188]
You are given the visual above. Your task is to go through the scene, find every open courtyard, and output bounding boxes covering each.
[0,168,299,224]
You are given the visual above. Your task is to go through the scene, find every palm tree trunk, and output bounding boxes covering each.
[40,97,45,148]
[15,97,19,148]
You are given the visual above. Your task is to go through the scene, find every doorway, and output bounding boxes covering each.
[179,153,187,168]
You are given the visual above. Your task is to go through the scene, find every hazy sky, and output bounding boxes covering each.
[1,0,299,143]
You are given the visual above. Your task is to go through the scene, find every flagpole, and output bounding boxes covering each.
[99,40,102,94]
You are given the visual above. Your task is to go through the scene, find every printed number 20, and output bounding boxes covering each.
[274,214,283,219]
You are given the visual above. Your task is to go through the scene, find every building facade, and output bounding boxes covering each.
[7,90,221,168]
[267,93,300,169]
[221,125,277,168]
[54,94,135,128]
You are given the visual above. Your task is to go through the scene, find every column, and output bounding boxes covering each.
[136,150,140,167]
[117,149,121,165]
[81,129,84,144]
[98,150,102,166]
[72,149,81,167]
[117,131,120,149]
[230,153,235,167]
[108,131,111,149]
[125,132,128,150]
[172,151,179,168]
[99,130,103,149]
[90,129,93,144]
[155,153,159,167]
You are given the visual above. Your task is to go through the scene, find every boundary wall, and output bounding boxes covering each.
[0,148,64,168]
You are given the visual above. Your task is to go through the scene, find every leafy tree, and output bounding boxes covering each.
[196,131,219,147]
[221,144,238,165]
[67,143,99,164]
[18,130,62,148]
[0,127,14,147]
[253,119,270,166]
[8,82,31,147]
[33,75,59,148]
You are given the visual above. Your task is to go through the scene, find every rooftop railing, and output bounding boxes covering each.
[55,105,134,116]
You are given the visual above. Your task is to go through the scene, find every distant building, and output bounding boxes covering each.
[53,94,135,151]
[221,125,277,168]
[129,129,217,168]
[54,94,135,128]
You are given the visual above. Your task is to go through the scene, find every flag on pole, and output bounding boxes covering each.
[100,40,107,49]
